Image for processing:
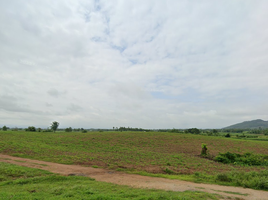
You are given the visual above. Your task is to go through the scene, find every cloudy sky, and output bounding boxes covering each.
[1,0,268,129]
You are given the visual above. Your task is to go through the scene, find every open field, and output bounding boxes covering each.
[0,130,268,188]
[0,162,219,200]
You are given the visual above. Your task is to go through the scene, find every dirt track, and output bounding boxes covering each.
[1,154,268,200]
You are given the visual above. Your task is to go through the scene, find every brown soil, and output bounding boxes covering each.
[1,154,268,200]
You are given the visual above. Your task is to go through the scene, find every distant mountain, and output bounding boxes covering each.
[223,119,268,129]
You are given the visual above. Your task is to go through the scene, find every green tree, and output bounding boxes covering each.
[187,128,200,134]
[2,125,7,131]
[50,121,59,132]
[65,127,72,132]
[26,126,36,132]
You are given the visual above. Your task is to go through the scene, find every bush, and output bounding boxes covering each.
[25,126,36,132]
[215,152,268,166]
[65,127,73,132]
[225,133,231,138]
[215,170,268,190]
[187,128,200,134]
[201,143,207,156]
[216,173,231,182]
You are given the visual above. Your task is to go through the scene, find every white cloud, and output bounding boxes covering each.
[0,0,268,128]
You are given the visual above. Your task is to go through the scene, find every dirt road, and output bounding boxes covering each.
[1,154,268,200]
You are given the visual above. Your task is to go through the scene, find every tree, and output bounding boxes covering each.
[187,128,200,134]
[50,121,59,132]
[26,126,36,132]
[2,125,7,131]
[65,127,72,132]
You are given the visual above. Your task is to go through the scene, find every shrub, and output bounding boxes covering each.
[25,126,36,132]
[225,133,231,138]
[201,143,207,156]
[216,173,230,182]
[164,168,175,174]
[65,127,73,132]
[215,152,268,166]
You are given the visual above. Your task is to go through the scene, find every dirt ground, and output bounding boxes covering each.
[1,154,268,200]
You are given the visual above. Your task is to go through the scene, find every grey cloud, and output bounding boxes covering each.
[67,104,82,112]
[46,103,53,107]
[47,89,67,98]
[0,95,43,115]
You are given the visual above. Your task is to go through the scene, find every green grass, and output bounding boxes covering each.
[0,162,218,200]
[212,190,248,196]
[0,162,52,182]
[1,130,268,190]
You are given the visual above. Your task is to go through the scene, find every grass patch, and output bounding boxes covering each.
[0,162,218,200]
[215,170,268,190]
[212,190,248,196]
[31,163,48,166]
[14,160,27,163]
[0,162,52,182]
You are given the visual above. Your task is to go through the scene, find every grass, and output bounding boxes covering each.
[212,190,248,196]
[0,162,218,200]
[1,130,268,190]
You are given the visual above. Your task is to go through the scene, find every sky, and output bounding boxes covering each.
[1,0,268,129]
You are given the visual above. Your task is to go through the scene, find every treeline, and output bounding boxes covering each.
[114,127,150,132]
[222,128,268,135]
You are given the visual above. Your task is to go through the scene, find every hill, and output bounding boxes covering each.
[223,119,268,129]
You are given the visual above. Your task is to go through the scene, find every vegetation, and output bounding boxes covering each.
[0,162,218,200]
[2,126,7,131]
[201,144,207,156]
[185,128,200,134]
[215,152,268,166]
[1,130,268,190]
[50,121,59,132]
[25,126,36,132]
[65,127,73,132]
[214,170,268,190]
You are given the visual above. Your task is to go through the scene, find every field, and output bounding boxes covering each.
[1,130,268,188]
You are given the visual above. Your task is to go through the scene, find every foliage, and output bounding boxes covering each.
[65,127,73,132]
[50,121,59,132]
[201,144,207,156]
[215,152,268,166]
[215,170,268,190]
[169,128,183,133]
[25,126,36,132]
[186,128,200,134]
[225,133,230,138]
[2,126,7,131]
[117,127,150,132]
